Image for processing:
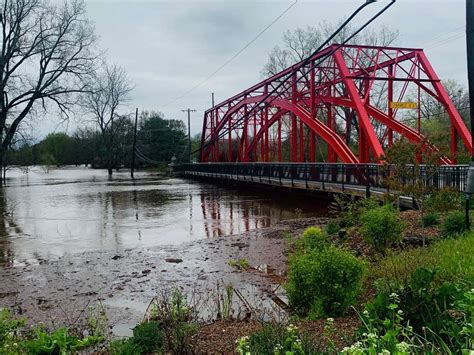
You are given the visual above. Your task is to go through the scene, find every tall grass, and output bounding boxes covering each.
[373,232,474,287]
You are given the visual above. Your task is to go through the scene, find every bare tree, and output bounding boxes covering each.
[0,0,98,182]
[83,63,133,176]
[262,23,399,76]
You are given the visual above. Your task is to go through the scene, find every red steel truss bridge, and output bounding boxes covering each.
[199,44,472,165]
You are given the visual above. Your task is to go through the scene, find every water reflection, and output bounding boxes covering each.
[0,167,324,263]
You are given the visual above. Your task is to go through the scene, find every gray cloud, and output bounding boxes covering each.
[36,0,467,138]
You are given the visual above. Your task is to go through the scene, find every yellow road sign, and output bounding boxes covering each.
[390,102,417,109]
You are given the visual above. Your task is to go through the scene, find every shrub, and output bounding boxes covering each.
[131,321,164,353]
[152,289,197,353]
[325,221,340,236]
[443,210,467,236]
[329,196,379,228]
[112,290,196,354]
[422,212,439,227]
[360,205,404,254]
[285,246,366,318]
[425,188,462,213]
[300,227,329,252]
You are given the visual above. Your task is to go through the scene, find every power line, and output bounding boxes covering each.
[135,147,169,165]
[161,0,298,109]
[198,0,396,156]
[422,26,464,48]
[427,32,465,50]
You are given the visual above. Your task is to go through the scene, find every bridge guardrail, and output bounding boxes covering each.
[174,163,469,195]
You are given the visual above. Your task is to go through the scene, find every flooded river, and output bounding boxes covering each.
[0,167,327,332]
[0,167,325,263]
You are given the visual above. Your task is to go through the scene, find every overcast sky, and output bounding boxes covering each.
[40,0,467,138]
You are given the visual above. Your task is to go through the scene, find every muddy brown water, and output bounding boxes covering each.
[0,167,327,336]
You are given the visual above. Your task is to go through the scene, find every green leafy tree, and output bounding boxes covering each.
[137,111,187,164]
[38,133,74,166]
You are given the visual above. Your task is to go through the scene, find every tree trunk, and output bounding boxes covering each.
[0,151,4,186]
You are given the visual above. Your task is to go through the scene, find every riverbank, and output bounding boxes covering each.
[1,194,473,353]
[0,216,327,335]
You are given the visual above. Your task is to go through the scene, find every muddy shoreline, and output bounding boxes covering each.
[0,217,328,336]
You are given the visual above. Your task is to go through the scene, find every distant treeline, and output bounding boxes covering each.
[6,111,191,170]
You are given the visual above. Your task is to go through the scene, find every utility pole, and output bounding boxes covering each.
[130,108,138,178]
[182,108,196,162]
[468,0,474,153]
[465,0,474,229]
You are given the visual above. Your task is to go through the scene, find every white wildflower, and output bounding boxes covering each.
[396,341,411,352]
[367,332,377,340]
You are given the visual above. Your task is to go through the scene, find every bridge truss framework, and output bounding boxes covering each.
[200,44,472,165]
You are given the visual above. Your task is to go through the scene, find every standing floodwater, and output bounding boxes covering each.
[0,167,325,264]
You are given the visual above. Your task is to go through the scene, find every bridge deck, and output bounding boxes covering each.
[174,163,468,209]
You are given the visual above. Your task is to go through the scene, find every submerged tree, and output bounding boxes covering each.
[82,63,133,176]
[0,0,98,182]
[137,111,187,165]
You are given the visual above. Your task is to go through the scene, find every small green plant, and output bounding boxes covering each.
[22,326,103,354]
[221,284,234,320]
[110,338,143,355]
[237,323,319,354]
[227,258,250,270]
[0,308,104,354]
[422,212,439,227]
[323,317,336,352]
[299,227,329,252]
[285,246,366,318]
[364,268,474,353]
[360,205,404,254]
[87,304,109,338]
[0,308,25,353]
[345,292,418,354]
[325,220,340,236]
[110,321,164,355]
[443,210,467,236]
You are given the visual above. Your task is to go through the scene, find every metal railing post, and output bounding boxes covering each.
[366,165,370,198]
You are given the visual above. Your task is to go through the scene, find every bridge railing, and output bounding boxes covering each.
[174,163,469,193]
